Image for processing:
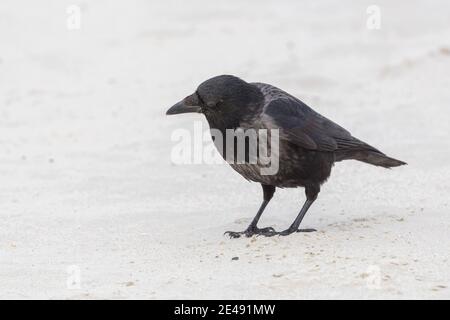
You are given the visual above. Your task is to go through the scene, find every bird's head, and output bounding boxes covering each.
[166,75,263,119]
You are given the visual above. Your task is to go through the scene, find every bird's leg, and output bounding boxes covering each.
[225,200,274,238]
[225,185,275,238]
[267,185,319,237]
[275,199,316,236]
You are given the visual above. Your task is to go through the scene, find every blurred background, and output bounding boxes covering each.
[1,0,449,299]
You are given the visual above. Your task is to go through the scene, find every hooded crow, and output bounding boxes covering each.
[166,75,406,237]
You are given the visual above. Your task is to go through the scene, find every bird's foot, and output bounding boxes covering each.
[297,228,317,233]
[262,227,317,237]
[224,227,276,239]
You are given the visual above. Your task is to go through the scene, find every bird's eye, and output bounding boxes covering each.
[207,100,222,109]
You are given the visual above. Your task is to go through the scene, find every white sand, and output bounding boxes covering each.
[0,0,449,299]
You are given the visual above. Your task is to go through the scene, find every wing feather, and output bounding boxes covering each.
[254,83,377,153]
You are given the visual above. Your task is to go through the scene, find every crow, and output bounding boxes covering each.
[166,75,406,237]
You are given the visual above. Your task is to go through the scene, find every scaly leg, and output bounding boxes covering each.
[266,184,319,237]
[225,184,276,238]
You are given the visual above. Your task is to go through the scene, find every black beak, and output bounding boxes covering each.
[166,94,201,115]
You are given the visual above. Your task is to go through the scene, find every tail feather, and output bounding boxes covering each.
[334,137,406,168]
[335,150,406,168]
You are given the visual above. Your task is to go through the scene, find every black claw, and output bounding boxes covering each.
[224,227,276,238]
[258,227,318,237]
[296,228,317,233]
[258,227,275,233]
[224,231,243,238]
[255,228,277,237]
[278,229,296,236]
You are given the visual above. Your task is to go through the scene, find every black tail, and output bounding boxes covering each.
[334,138,406,168]
[337,150,406,168]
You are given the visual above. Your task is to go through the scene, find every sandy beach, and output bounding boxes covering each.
[0,0,449,299]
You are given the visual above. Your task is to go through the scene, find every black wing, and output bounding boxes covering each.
[256,83,380,153]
